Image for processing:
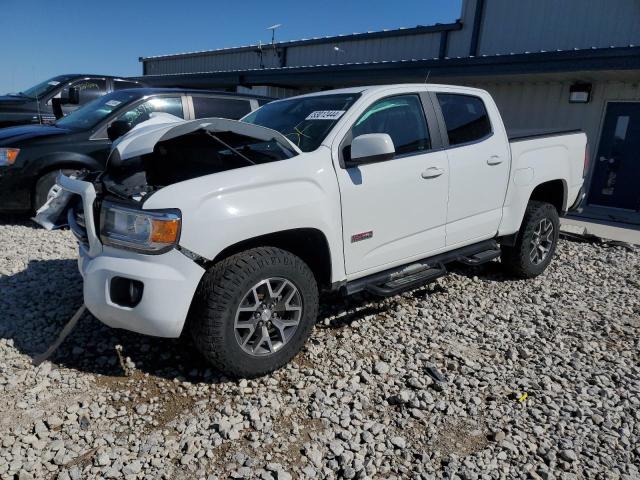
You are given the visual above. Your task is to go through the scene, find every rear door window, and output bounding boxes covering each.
[192,96,252,119]
[113,80,143,90]
[71,78,107,105]
[436,93,492,146]
[118,96,184,128]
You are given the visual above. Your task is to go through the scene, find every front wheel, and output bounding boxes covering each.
[188,247,319,377]
[501,201,560,278]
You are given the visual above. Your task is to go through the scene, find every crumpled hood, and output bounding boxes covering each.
[0,124,69,144]
[112,115,302,161]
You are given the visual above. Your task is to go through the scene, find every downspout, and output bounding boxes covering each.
[439,30,450,59]
[469,0,486,56]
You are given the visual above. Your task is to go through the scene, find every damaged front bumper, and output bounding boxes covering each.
[78,244,204,338]
[52,174,205,338]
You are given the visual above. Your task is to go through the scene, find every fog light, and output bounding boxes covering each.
[110,277,144,307]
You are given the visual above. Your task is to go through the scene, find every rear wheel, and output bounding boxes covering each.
[34,169,81,212]
[188,247,318,377]
[501,201,560,278]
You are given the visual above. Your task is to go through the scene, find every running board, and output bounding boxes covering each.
[456,248,501,266]
[345,239,500,297]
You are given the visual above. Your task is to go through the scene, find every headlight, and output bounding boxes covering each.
[0,148,20,166]
[100,201,181,254]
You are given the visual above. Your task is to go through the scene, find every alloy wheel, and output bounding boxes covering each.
[234,277,303,356]
[529,218,554,265]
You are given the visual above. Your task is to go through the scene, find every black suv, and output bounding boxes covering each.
[0,74,145,128]
[0,88,271,212]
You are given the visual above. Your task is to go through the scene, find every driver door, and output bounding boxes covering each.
[334,93,449,276]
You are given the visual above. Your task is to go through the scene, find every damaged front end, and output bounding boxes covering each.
[34,117,300,250]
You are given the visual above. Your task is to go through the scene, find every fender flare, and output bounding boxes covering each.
[32,152,103,180]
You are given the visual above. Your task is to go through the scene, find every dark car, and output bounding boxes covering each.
[0,88,272,212]
[0,74,146,128]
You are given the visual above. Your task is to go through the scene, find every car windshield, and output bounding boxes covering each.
[55,91,142,131]
[242,93,360,152]
[17,75,75,99]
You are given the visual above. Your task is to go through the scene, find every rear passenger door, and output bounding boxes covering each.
[335,93,449,275]
[189,95,255,120]
[434,92,510,246]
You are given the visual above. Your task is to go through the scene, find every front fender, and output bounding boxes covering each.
[142,150,346,284]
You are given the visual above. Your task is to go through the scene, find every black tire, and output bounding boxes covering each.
[188,247,318,378]
[34,169,80,212]
[501,200,560,279]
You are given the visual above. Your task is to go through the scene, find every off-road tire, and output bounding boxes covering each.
[501,200,560,278]
[188,247,318,378]
[34,169,80,212]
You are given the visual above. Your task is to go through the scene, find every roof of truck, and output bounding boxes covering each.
[281,84,485,99]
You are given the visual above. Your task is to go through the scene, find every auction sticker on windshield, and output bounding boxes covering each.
[48,81,60,86]
[305,110,346,121]
[105,100,122,107]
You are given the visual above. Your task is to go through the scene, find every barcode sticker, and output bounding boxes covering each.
[305,110,346,121]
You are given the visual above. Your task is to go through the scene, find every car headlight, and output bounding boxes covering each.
[100,201,181,254]
[0,148,20,166]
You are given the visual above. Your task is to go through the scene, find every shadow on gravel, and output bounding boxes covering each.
[0,257,229,385]
[1,254,509,382]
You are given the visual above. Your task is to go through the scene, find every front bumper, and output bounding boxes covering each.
[79,242,205,338]
[59,174,206,338]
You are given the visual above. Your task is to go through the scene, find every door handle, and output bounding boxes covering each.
[421,167,445,179]
[487,155,503,165]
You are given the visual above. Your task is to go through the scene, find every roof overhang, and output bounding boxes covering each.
[136,46,640,90]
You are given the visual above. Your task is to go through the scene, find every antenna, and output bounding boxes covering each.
[33,66,42,124]
[266,24,282,45]
[424,70,431,84]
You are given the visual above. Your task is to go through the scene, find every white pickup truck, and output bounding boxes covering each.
[54,84,587,377]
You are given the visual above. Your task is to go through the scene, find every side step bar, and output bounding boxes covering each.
[345,239,500,297]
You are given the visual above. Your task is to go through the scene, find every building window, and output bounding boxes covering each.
[437,93,492,146]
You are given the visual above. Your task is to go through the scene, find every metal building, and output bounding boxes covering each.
[139,0,640,225]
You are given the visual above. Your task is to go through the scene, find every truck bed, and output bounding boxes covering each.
[508,128,583,142]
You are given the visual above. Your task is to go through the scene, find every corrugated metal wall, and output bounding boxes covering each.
[478,0,640,55]
[285,33,441,67]
[142,0,640,74]
[144,31,444,75]
[467,78,640,158]
[144,49,280,75]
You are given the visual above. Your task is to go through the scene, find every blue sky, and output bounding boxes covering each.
[0,0,462,94]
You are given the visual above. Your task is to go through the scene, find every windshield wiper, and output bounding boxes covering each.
[204,130,256,166]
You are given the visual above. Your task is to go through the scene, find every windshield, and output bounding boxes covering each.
[242,93,360,152]
[56,90,142,131]
[17,75,74,99]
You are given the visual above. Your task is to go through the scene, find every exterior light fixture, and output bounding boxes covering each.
[569,83,592,103]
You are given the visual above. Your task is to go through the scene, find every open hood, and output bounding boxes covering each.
[113,116,302,162]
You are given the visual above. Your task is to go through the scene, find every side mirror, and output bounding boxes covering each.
[61,87,80,105]
[347,133,395,166]
[107,120,132,142]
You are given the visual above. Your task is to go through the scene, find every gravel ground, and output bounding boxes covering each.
[1,216,639,480]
